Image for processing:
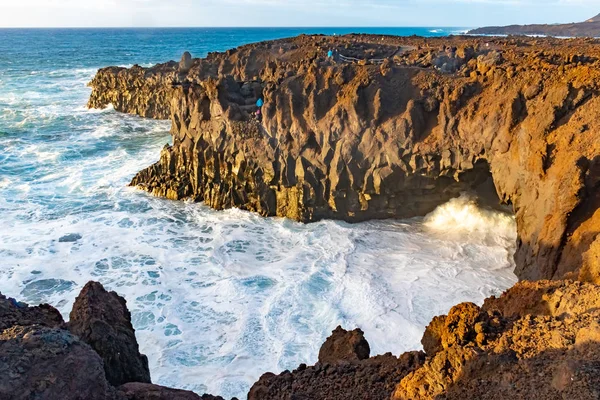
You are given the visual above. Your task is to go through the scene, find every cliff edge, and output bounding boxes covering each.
[88,34,600,284]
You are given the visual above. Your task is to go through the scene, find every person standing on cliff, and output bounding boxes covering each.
[256,98,264,121]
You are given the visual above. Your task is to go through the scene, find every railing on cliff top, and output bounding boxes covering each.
[338,53,388,65]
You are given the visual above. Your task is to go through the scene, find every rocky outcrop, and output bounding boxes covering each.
[0,292,64,331]
[469,13,600,37]
[0,282,226,400]
[119,383,226,400]
[393,280,600,399]
[4,278,600,399]
[68,281,151,386]
[88,34,600,284]
[318,326,371,364]
[0,325,118,400]
[248,327,425,400]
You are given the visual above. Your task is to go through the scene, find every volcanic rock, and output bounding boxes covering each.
[68,281,151,386]
[0,292,64,331]
[393,280,600,399]
[180,51,194,73]
[248,347,425,400]
[0,325,119,400]
[318,325,370,364]
[88,34,600,284]
[118,382,225,400]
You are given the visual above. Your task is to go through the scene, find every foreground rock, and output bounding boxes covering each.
[394,280,600,399]
[68,281,151,386]
[119,383,225,400]
[89,34,600,284]
[3,279,600,398]
[0,325,117,400]
[249,326,425,400]
[0,282,220,400]
[318,325,371,364]
[469,13,600,37]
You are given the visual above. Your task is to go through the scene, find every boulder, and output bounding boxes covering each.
[68,281,151,386]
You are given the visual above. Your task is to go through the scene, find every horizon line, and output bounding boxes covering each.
[0,25,470,30]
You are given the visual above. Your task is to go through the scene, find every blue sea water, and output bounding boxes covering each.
[0,28,515,399]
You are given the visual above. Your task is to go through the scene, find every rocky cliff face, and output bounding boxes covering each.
[88,34,600,284]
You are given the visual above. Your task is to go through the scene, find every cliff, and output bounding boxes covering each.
[468,13,600,37]
[88,34,600,283]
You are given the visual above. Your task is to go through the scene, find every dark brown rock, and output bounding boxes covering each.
[68,281,151,386]
[248,351,425,400]
[0,292,64,331]
[118,382,222,400]
[318,326,370,365]
[0,325,119,400]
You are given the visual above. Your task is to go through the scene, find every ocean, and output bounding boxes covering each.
[0,28,516,399]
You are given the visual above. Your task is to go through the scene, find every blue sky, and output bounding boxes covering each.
[0,0,597,28]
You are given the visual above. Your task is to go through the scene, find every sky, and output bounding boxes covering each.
[0,0,598,28]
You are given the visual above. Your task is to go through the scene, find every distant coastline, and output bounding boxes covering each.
[469,13,600,37]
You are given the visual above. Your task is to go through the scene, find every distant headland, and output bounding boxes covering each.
[469,13,600,37]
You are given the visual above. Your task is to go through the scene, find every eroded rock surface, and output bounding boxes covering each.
[119,382,226,400]
[248,327,424,400]
[0,325,119,400]
[68,281,151,386]
[88,34,600,283]
[394,280,600,399]
[318,325,370,364]
[0,292,64,331]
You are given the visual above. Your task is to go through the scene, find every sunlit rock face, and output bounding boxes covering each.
[89,34,600,283]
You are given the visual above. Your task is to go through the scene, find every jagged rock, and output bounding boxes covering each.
[248,349,425,400]
[393,280,600,399]
[89,34,600,284]
[318,326,370,365]
[0,325,119,400]
[68,281,151,386]
[0,292,64,331]
[180,52,193,73]
[118,382,224,400]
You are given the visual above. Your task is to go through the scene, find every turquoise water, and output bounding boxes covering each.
[0,28,516,399]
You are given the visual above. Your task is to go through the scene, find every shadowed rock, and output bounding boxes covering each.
[0,325,119,400]
[118,382,226,400]
[0,292,64,331]
[248,326,424,400]
[68,281,151,386]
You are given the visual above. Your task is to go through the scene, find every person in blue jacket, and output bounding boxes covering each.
[327,49,333,58]
[256,98,264,107]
